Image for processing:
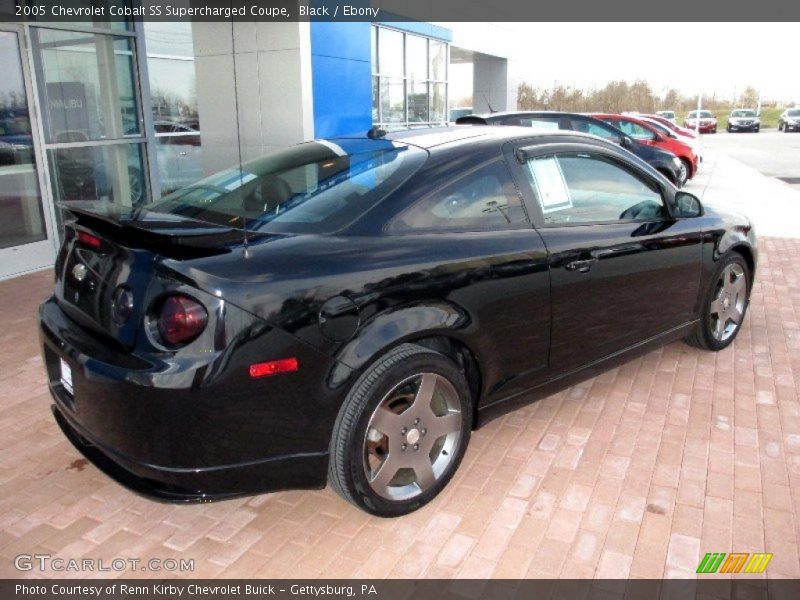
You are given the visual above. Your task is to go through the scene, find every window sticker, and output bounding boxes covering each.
[526,156,572,213]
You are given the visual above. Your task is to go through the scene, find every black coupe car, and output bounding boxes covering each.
[40,126,756,517]
[456,111,687,186]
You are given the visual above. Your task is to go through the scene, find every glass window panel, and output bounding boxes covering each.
[48,142,148,209]
[431,83,446,123]
[147,57,199,131]
[41,0,133,31]
[371,26,378,74]
[378,28,404,76]
[406,35,427,81]
[430,41,446,81]
[144,22,195,57]
[33,29,141,142]
[0,32,46,249]
[407,81,428,123]
[372,76,379,122]
[380,77,405,123]
[155,134,203,196]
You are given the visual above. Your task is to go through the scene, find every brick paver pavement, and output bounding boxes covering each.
[0,237,798,579]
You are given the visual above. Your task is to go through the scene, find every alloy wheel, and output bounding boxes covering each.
[363,372,462,501]
[709,263,747,342]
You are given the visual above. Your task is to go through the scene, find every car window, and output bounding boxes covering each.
[605,119,654,140]
[390,160,528,232]
[150,140,427,234]
[524,153,666,226]
[570,118,621,142]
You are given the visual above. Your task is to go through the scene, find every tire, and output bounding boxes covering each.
[685,253,751,351]
[328,343,472,517]
[680,158,692,183]
[754,126,760,133]
[726,124,732,133]
[658,168,680,187]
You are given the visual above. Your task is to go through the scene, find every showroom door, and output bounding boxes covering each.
[0,26,56,280]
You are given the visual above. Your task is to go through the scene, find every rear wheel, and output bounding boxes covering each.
[328,343,472,516]
[685,253,750,351]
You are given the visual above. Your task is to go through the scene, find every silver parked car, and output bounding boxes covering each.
[779,108,800,132]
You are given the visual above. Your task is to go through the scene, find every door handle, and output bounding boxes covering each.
[564,258,596,273]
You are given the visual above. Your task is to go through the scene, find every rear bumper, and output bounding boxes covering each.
[51,403,327,501]
[40,295,349,501]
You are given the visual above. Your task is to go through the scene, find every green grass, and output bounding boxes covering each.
[675,107,782,130]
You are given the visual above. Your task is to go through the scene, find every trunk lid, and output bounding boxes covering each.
[54,204,238,350]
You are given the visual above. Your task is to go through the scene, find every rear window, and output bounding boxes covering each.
[148,140,426,234]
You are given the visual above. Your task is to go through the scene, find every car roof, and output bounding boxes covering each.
[330,125,606,150]
[463,110,588,120]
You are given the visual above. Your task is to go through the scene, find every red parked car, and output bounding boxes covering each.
[643,114,698,139]
[591,113,699,183]
[684,110,718,134]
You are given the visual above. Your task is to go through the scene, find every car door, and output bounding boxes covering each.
[507,141,703,373]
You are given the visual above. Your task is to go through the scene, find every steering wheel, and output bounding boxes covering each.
[619,201,661,221]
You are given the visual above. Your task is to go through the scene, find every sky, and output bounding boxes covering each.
[449,22,800,104]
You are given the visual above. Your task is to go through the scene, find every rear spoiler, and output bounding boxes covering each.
[62,205,236,259]
[455,116,489,125]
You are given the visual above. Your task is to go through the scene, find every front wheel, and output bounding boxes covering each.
[328,343,472,516]
[685,253,750,351]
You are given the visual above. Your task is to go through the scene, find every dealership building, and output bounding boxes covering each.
[0,11,518,279]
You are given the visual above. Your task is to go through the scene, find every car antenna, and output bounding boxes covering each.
[483,92,497,114]
[230,23,251,259]
[367,126,387,139]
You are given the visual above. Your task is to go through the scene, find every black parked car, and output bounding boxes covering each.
[40,126,756,516]
[457,111,687,187]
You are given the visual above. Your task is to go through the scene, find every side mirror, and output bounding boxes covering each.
[621,135,633,148]
[674,191,703,218]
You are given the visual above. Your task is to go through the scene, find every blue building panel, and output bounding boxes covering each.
[310,22,373,138]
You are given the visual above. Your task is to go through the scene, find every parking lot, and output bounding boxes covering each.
[1,141,799,581]
[702,130,800,192]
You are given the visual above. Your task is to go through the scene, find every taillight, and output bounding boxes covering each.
[77,230,102,249]
[156,294,208,347]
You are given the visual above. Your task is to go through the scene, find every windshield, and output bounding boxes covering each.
[148,139,426,234]
[787,109,800,117]
[731,110,755,117]
[658,112,675,118]
[687,111,714,119]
